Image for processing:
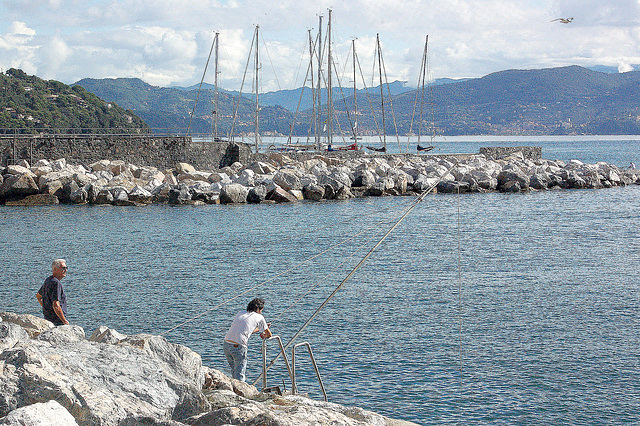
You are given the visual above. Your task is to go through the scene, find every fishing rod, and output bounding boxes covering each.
[253,162,458,385]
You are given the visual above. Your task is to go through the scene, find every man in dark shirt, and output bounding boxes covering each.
[36,259,69,325]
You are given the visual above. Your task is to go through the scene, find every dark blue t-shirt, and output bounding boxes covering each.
[38,275,67,325]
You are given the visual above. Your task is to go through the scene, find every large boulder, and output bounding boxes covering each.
[247,185,267,204]
[273,170,302,191]
[94,189,114,205]
[128,185,153,204]
[0,174,39,199]
[0,322,30,351]
[302,183,325,201]
[220,184,248,204]
[0,400,78,426]
[497,165,530,192]
[0,325,209,425]
[267,186,298,203]
[168,185,192,205]
[4,165,35,178]
[244,161,277,175]
[175,163,196,174]
[37,325,86,345]
[69,186,89,204]
[352,170,377,188]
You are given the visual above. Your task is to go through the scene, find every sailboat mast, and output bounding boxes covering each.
[254,25,260,153]
[418,35,428,145]
[213,32,220,141]
[352,39,358,142]
[316,15,322,149]
[377,34,386,150]
[327,9,333,148]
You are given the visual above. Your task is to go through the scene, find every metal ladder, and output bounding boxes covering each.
[261,335,327,401]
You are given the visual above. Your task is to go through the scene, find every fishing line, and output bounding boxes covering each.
[269,219,391,325]
[253,162,458,385]
[160,195,418,337]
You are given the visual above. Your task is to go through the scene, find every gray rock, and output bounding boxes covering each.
[94,189,115,205]
[334,186,354,200]
[0,174,39,199]
[0,400,78,426]
[36,325,85,344]
[497,166,529,192]
[501,180,523,193]
[70,186,89,204]
[247,185,267,204]
[412,174,439,192]
[352,170,376,188]
[436,180,470,193]
[273,170,302,191]
[267,186,298,203]
[302,183,325,201]
[89,326,127,345]
[529,172,551,190]
[5,165,34,178]
[168,185,192,205]
[4,194,59,206]
[129,185,154,204]
[220,183,248,204]
[564,170,587,189]
[0,323,30,351]
[244,161,277,175]
[175,163,196,174]
[0,326,208,425]
[234,169,255,187]
[0,313,53,339]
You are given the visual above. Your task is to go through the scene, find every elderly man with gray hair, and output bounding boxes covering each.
[36,259,69,325]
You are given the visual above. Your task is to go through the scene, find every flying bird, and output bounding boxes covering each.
[551,17,574,23]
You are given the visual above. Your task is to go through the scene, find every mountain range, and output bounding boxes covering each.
[69,65,640,136]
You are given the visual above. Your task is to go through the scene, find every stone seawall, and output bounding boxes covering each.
[0,135,253,170]
[479,146,542,160]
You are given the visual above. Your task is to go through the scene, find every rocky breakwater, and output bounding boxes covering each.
[0,312,417,426]
[1,153,639,206]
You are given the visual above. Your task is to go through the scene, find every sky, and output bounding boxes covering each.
[1,0,639,91]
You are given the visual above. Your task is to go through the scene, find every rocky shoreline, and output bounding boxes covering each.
[0,151,639,206]
[0,312,418,426]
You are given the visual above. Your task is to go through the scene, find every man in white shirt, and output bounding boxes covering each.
[223,298,272,382]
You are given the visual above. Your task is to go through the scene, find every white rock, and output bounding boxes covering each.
[50,158,66,172]
[0,400,78,426]
[175,162,196,174]
[6,165,35,177]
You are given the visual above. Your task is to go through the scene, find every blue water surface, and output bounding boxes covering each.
[0,138,639,425]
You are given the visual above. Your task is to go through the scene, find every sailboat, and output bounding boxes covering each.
[414,35,435,153]
[228,25,261,153]
[366,34,389,153]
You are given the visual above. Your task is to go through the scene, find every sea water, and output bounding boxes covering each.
[0,137,638,425]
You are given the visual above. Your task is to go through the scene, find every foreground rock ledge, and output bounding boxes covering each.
[1,152,638,206]
[0,313,417,426]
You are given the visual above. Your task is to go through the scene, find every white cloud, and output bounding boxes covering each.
[0,21,38,74]
[2,0,640,87]
[35,36,72,79]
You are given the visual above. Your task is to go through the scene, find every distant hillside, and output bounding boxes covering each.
[171,80,416,112]
[74,65,640,136]
[0,69,147,133]
[412,65,640,135]
[75,77,293,135]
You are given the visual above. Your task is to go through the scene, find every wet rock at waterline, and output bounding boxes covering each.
[1,153,639,205]
[0,311,419,426]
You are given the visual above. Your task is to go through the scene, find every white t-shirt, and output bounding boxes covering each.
[224,310,269,347]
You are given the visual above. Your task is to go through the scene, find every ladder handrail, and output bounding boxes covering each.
[261,335,293,391]
[291,341,328,402]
